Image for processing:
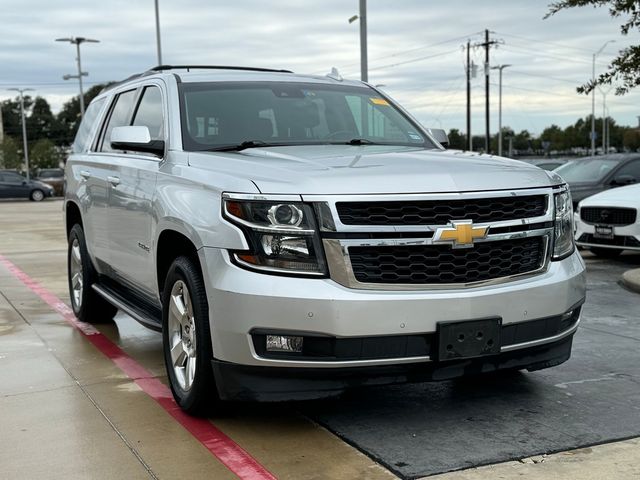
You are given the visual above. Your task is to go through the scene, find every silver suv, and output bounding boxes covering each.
[65,65,586,414]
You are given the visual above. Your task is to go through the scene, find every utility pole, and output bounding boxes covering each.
[7,88,34,180]
[466,40,472,151]
[476,30,500,153]
[492,64,511,157]
[154,0,163,65]
[56,37,100,117]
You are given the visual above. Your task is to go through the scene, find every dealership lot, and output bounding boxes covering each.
[1,200,639,479]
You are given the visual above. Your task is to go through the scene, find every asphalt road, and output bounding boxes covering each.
[301,252,640,479]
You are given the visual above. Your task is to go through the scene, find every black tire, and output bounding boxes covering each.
[67,224,118,323]
[162,256,219,415]
[590,247,623,258]
[30,189,45,202]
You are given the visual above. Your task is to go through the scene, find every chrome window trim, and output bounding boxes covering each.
[324,232,551,291]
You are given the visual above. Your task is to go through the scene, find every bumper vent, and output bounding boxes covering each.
[349,237,545,285]
[336,195,547,226]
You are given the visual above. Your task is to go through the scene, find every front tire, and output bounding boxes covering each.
[30,189,44,202]
[162,256,218,415]
[67,224,118,323]
[590,247,622,258]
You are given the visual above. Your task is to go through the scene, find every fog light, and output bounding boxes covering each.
[266,335,303,353]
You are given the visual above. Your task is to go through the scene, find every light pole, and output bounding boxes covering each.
[598,84,613,154]
[154,0,163,65]
[348,0,368,82]
[56,37,100,117]
[7,88,34,180]
[491,64,511,157]
[591,40,615,156]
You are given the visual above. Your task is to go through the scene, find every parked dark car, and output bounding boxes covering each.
[35,168,64,196]
[0,170,54,201]
[554,154,640,208]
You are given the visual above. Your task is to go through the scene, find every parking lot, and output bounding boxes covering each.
[1,199,639,479]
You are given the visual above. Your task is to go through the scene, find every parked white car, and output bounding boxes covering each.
[575,183,640,257]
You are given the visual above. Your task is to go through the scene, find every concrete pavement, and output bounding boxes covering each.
[2,199,640,479]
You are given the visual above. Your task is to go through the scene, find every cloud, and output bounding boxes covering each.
[1,0,639,134]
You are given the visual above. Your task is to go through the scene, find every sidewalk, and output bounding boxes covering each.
[621,268,640,294]
[427,437,640,480]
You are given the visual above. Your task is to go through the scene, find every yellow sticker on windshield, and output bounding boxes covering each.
[370,97,390,106]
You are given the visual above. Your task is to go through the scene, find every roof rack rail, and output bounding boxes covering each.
[150,65,293,73]
[100,65,294,95]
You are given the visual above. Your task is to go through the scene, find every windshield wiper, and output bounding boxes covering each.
[344,138,378,146]
[204,140,280,152]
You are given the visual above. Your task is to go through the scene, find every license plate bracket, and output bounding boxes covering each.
[594,224,614,239]
[437,317,502,361]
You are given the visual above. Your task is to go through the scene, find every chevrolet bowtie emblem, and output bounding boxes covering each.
[433,220,489,248]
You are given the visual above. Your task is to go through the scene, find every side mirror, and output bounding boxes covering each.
[111,126,164,156]
[427,128,449,149]
[611,174,636,186]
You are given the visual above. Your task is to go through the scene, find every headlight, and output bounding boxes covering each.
[223,196,327,276]
[552,189,574,260]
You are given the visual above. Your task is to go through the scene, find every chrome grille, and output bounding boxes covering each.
[348,237,545,285]
[336,195,547,226]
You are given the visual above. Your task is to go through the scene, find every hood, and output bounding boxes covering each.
[187,145,562,195]
[579,183,640,208]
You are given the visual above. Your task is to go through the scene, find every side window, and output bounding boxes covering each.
[132,86,164,140]
[5,173,24,184]
[100,90,137,152]
[614,160,640,181]
[73,97,106,153]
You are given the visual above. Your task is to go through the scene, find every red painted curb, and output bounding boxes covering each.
[0,254,276,480]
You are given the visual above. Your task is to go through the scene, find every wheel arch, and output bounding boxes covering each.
[156,228,203,297]
[65,201,83,239]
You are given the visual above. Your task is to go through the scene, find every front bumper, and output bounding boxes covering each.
[212,333,576,401]
[575,216,640,251]
[200,247,586,369]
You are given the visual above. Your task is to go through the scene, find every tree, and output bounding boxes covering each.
[546,1,640,95]
[0,96,33,138]
[27,97,57,142]
[623,128,640,151]
[0,136,23,170]
[30,139,61,170]
[446,128,466,149]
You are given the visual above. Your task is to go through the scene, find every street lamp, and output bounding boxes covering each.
[598,84,613,155]
[591,40,615,156]
[348,0,368,82]
[491,64,511,157]
[7,88,34,181]
[55,37,100,117]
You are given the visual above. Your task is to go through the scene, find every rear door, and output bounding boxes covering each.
[106,84,165,302]
[80,91,137,272]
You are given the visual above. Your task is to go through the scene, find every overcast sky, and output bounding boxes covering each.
[2,0,639,136]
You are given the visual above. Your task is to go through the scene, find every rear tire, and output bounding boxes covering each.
[162,256,219,415]
[67,224,118,323]
[30,189,44,202]
[590,247,622,258]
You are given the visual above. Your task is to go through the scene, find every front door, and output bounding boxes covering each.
[106,85,165,303]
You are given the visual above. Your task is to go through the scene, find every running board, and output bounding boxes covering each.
[92,284,162,332]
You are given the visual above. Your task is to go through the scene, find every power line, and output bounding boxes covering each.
[495,31,596,55]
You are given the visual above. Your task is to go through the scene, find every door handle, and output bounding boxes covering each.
[107,176,121,187]
[80,170,91,180]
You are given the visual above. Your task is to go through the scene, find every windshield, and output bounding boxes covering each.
[179,81,435,151]
[554,158,622,183]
